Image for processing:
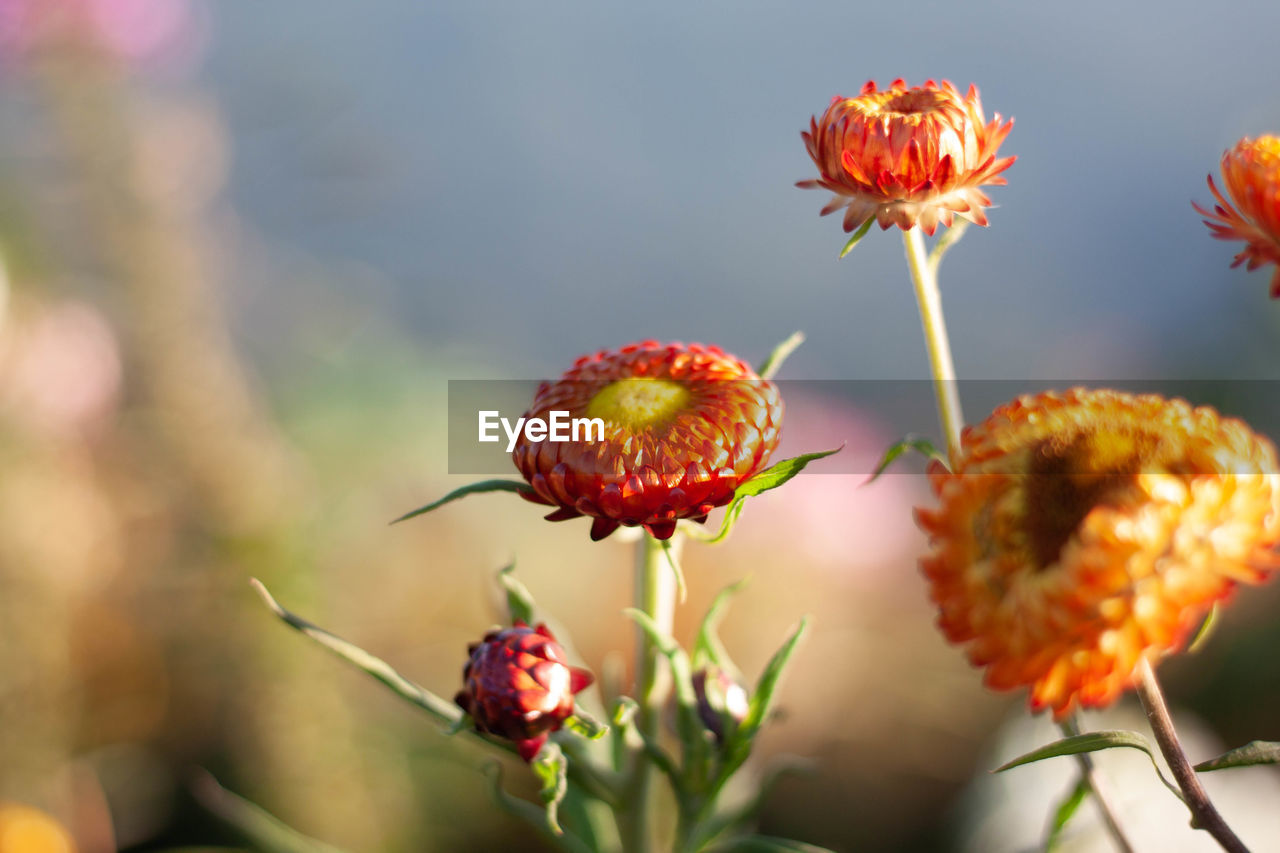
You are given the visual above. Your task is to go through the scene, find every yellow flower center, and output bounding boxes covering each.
[586,378,692,430]
[1022,428,1158,569]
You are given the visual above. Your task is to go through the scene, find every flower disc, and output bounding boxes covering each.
[1195,135,1280,297]
[513,341,783,541]
[916,388,1280,717]
[799,79,1015,236]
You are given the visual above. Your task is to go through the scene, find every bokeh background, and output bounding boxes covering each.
[2,1,1280,851]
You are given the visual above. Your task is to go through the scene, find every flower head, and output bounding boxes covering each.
[1194,135,1280,297]
[513,341,783,541]
[455,621,594,762]
[916,389,1280,718]
[798,79,1014,236]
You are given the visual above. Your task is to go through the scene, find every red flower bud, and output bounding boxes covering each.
[455,621,594,761]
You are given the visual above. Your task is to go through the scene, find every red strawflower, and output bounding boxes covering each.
[513,341,783,541]
[455,621,594,762]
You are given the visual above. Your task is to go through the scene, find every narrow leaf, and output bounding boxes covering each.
[757,331,805,380]
[190,769,348,853]
[838,216,876,258]
[531,742,569,836]
[563,709,609,741]
[995,730,1183,801]
[1188,603,1219,653]
[742,617,809,735]
[497,563,536,624]
[694,448,842,544]
[484,763,592,853]
[1044,778,1089,851]
[391,479,533,524]
[250,579,461,725]
[694,578,749,681]
[865,434,946,485]
[658,537,688,605]
[1195,740,1280,772]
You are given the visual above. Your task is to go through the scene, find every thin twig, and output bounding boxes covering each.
[1135,658,1250,853]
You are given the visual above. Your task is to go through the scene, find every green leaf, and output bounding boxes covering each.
[693,578,749,681]
[1195,740,1280,772]
[483,763,592,853]
[563,709,609,741]
[718,618,810,781]
[1044,778,1089,851]
[757,331,805,380]
[250,579,462,725]
[190,769,348,853]
[658,537,688,605]
[838,216,876,258]
[497,563,536,624]
[1188,603,1219,653]
[865,434,946,484]
[694,448,842,544]
[531,742,569,836]
[741,618,809,737]
[995,730,1183,801]
[391,479,533,524]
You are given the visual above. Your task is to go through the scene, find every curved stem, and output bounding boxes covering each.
[1135,658,1250,853]
[623,533,678,852]
[1059,716,1135,853]
[902,228,964,455]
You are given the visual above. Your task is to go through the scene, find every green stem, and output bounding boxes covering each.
[902,228,964,455]
[1136,659,1250,853]
[1058,716,1135,853]
[624,533,679,852]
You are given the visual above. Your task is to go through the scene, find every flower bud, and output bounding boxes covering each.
[454,621,594,761]
[692,666,750,743]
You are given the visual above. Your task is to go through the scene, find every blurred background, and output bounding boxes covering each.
[1,1,1280,851]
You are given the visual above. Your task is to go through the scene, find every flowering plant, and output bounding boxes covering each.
[249,77,1280,853]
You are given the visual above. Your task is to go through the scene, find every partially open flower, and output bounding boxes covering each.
[693,666,750,743]
[1194,135,1280,297]
[513,341,783,541]
[916,389,1280,718]
[455,621,594,762]
[798,79,1014,236]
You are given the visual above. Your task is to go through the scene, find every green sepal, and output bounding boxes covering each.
[693,448,842,544]
[563,709,609,741]
[1044,777,1089,851]
[995,730,1183,801]
[1188,603,1219,653]
[1194,740,1280,772]
[866,434,947,484]
[757,331,805,380]
[838,217,876,258]
[391,479,533,524]
[693,578,749,682]
[531,741,569,836]
[497,563,537,624]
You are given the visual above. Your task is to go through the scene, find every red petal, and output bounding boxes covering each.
[516,734,548,763]
[570,667,595,694]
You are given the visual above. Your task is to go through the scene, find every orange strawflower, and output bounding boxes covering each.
[916,389,1280,718]
[513,341,782,541]
[1194,135,1280,297]
[798,79,1014,236]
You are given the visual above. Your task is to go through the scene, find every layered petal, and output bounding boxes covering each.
[799,79,1015,236]
[916,388,1280,718]
[1194,135,1280,297]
